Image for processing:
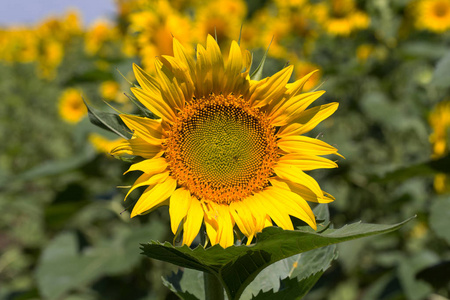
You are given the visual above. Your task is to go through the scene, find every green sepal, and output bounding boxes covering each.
[83,99,132,139]
[250,38,273,81]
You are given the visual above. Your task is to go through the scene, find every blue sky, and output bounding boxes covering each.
[0,0,116,26]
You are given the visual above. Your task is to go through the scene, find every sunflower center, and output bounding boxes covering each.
[433,2,449,17]
[165,94,278,204]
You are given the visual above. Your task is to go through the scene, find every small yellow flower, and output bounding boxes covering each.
[112,35,341,248]
[100,81,120,100]
[356,44,374,63]
[85,20,119,55]
[58,88,87,124]
[411,0,450,32]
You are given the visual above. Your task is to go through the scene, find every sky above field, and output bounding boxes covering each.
[0,0,116,26]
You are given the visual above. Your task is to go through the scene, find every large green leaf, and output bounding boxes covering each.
[162,205,335,300]
[244,245,336,299]
[142,217,413,300]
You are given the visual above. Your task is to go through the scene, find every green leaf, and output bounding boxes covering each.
[251,273,323,300]
[431,51,450,88]
[141,217,413,300]
[11,145,96,184]
[36,221,166,300]
[162,268,203,300]
[397,251,438,300]
[243,245,336,299]
[429,197,450,245]
[372,154,450,182]
[83,100,132,139]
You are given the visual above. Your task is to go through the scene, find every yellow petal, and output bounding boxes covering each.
[160,55,194,102]
[270,178,334,204]
[270,91,326,126]
[124,157,167,174]
[169,188,192,234]
[182,196,204,246]
[203,202,219,246]
[274,164,323,198]
[173,38,195,82]
[250,65,293,108]
[279,102,339,137]
[214,204,235,248]
[224,41,243,92]
[125,171,170,200]
[285,70,320,97]
[131,176,177,217]
[253,192,294,230]
[277,135,340,156]
[154,59,185,111]
[230,201,253,239]
[110,137,162,159]
[206,35,225,94]
[131,87,176,122]
[195,44,212,98]
[133,63,159,92]
[266,187,316,230]
[278,153,338,170]
[120,114,163,145]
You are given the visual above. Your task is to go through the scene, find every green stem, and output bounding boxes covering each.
[200,225,225,300]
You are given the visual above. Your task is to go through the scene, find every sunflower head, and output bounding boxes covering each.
[411,0,450,32]
[58,88,87,124]
[112,35,341,248]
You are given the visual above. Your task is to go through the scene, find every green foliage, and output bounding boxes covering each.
[142,217,411,299]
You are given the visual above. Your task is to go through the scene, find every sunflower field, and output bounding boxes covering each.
[1,0,450,299]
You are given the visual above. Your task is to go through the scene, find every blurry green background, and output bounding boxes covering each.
[1,0,450,299]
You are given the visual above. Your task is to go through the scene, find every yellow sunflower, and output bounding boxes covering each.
[429,101,450,193]
[112,35,340,248]
[58,88,87,124]
[412,0,450,32]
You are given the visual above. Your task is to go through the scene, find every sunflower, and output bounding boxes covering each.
[412,0,450,32]
[112,35,340,248]
[429,101,450,193]
[58,88,87,124]
[313,0,370,36]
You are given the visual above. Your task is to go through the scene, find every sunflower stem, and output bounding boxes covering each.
[200,226,225,300]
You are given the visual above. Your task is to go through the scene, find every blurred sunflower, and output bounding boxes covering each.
[314,0,370,36]
[194,0,247,47]
[112,35,340,248]
[412,0,450,32]
[58,88,87,124]
[128,0,193,69]
[429,101,450,193]
[89,133,122,154]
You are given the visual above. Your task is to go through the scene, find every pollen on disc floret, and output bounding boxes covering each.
[164,93,278,204]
